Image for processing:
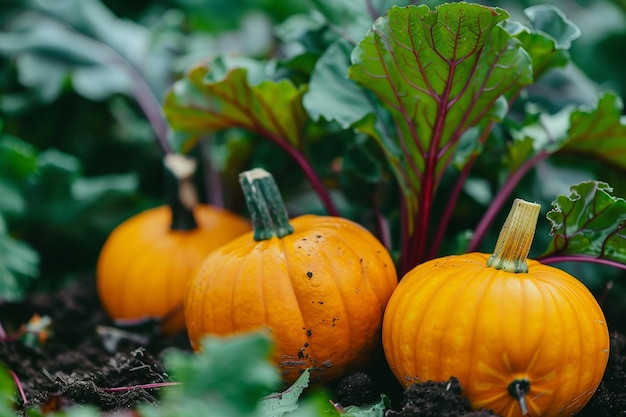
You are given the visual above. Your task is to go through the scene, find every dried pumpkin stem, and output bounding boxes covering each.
[508,378,530,416]
[164,154,199,231]
[239,168,294,241]
[487,198,540,273]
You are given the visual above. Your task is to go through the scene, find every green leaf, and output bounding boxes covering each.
[161,332,281,415]
[508,92,626,171]
[0,365,17,417]
[274,13,326,45]
[524,5,580,49]
[164,57,308,154]
[342,394,390,417]
[165,333,281,411]
[0,214,40,303]
[304,38,371,129]
[258,369,310,416]
[561,92,626,169]
[0,0,175,101]
[348,3,533,229]
[0,181,23,217]
[504,5,579,80]
[0,134,38,180]
[0,134,38,217]
[23,148,140,263]
[544,181,626,263]
[283,389,338,417]
[305,0,413,44]
[303,37,397,198]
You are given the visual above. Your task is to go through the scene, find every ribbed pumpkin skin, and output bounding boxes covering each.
[382,252,609,417]
[97,204,250,334]
[184,214,398,384]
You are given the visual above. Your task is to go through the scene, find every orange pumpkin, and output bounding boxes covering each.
[382,199,609,417]
[97,154,250,334]
[184,168,398,384]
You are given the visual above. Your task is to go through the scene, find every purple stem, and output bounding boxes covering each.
[258,128,339,216]
[365,0,379,21]
[468,149,550,252]
[125,64,171,154]
[0,322,22,343]
[539,254,626,271]
[10,370,28,405]
[429,125,495,259]
[37,14,172,154]
[289,149,339,216]
[101,381,181,392]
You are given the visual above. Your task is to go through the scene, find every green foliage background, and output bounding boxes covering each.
[1,0,626,328]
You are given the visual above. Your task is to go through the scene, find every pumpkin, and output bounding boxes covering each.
[184,168,398,384]
[97,154,251,335]
[382,199,609,417]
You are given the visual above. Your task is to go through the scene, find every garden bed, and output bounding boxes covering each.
[1,277,624,416]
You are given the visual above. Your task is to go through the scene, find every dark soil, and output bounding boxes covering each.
[1,277,625,416]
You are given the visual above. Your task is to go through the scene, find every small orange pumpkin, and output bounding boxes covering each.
[97,154,250,334]
[382,199,609,417]
[184,168,398,384]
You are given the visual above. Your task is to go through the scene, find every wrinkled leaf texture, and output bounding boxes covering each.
[509,92,626,171]
[164,57,308,154]
[545,181,626,264]
[348,4,533,229]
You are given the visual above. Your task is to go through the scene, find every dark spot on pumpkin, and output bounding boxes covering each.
[307,271,313,279]
[318,300,324,304]
[306,329,312,336]
[304,342,309,347]
[316,235,322,238]
[280,360,307,367]
[298,348,306,358]
[322,360,332,368]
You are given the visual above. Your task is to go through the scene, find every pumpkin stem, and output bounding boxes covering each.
[508,378,530,416]
[164,154,199,231]
[487,198,540,273]
[239,168,294,240]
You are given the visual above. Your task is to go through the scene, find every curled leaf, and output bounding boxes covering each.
[544,181,626,264]
[164,58,308,154]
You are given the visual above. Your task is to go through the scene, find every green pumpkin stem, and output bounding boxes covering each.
[487,198,540,273]
[239,168,294,241]
[164,154,199,231]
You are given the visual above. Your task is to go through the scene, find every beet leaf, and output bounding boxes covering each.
[542,181,626,270]
[163,56,338,216]
[348,3,533,269]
